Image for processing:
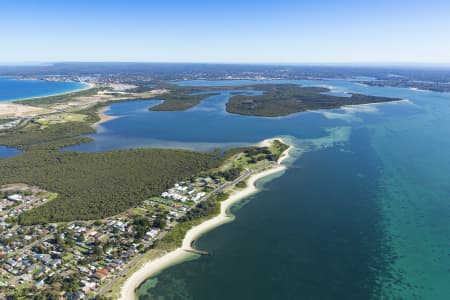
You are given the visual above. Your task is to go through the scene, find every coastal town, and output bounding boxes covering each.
[0,140,289,300]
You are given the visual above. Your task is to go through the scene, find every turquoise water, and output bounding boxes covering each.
[125,80,449,299]
[66,92,332,153]
[371,94,450,299]
[4,77,450,298]
[0,77,87,102]
[66,79,378,153]
[138,131,385,299]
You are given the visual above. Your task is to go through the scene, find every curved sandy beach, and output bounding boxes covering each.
[11,81,95,103]
[0,82,96,119]
[119,139,292,300]
[94,106,118,126]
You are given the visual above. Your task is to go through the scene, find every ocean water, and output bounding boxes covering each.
[4,77,450,298]
[137,129,385,300]
[0,77,88,158]
[127,80,450,299]
[0,77,87,102]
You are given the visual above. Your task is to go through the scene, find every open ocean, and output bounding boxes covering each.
[0,77,87,102]
[3,78,450,299]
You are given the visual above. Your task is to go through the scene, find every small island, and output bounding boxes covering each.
[0,78,397,299]
[146,83,401,117]
[225,84,401,117]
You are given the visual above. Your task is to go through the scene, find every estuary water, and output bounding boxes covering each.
[0,145,20,158]
[0,77,88,102]
[8,77,450,298]
[129,80,449,299]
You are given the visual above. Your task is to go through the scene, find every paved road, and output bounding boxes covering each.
[97,168,256,296]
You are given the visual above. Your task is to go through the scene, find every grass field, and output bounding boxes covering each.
[36,113,87,128]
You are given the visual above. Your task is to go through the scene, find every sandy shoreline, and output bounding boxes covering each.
[119,139,292,300]
[94,106,118,127]
[0,83,96,119]
[9,82,95,103]
[0,102,50,118]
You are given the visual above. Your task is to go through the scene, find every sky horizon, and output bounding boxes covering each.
[2,62,450,69]
[1,0,450,64]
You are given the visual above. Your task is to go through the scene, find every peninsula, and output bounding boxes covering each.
[118,139,291,300]
[0,74,399,299]
[0,131,290,299]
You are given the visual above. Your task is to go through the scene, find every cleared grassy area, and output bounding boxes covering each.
[17,87,104,108]
[129,207,147,216]
[269,139,290,158]
[42,192,58,201]
[0,104,102,150]
[35,113,87,128]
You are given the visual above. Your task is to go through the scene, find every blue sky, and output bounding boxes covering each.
[1,0,450,63]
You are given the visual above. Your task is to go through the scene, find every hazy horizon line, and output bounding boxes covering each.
[1,61,450,69]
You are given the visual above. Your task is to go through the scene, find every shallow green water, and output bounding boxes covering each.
[138,128,387,299]
[371,97,450,299]
[85,79,450,299]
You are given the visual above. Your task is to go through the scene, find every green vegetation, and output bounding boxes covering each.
[149,90,218,111]
[0,118,15,124]
[235,181,247,188]
[243,147,275,163]
[219,146,258,161]
[17,86,105,107]
[0,82,295,229]
[227,140,288,169]
[212,167,242,181]
[35,113,87,128]
[0,148,220,224]
[178,193,229,223]
[132,215,152,239]
[226,84,400,116]
[0,93,274,226]
[269,139,290,160]
[141,83,399,117]
[0,121,95,150]
[0,105,101,150]
[0,80,294,299]
[156,193,229,251]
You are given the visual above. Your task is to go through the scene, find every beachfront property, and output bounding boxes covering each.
[0,139,288,299]
[160,181,207,203]
[0,176,223,298]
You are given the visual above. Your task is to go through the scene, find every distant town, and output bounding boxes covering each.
[7,62,449,93]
